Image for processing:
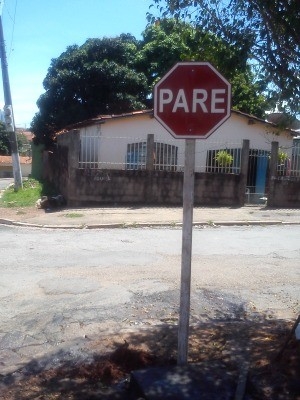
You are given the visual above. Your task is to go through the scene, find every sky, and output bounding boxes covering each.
[0,0,154,129]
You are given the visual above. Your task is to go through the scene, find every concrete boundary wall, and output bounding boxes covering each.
[48,134,300,208]
[49,129,246,207]
[65,169,243,207]
[268,177,300,208]
[268,141,300,208]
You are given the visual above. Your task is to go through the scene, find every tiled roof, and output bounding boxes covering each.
[56,110,153,134]
[56,108,298,135]
[0,156,32,166]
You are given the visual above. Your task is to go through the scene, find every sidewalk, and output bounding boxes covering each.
[1,204,300,228]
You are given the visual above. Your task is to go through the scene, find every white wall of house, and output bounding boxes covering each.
[212,113,292,150]
[0,158,31,178]
[99,114,185,169]
[21,163,32,177]
[78,111,294,172]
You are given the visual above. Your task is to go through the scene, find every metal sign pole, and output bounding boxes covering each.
[153,61,231,367]
[178,138,195,366]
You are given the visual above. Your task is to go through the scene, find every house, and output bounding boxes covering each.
[0,128,33,178]
[49,109,299,207]
[0,155,32,178]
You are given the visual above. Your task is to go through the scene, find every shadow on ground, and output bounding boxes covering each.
[1,316,299,400]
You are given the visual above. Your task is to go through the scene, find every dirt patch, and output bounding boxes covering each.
[1,319,299,400]
[0,205,41,221]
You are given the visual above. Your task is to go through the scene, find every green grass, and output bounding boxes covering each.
[64,213,84,218]
[0,178,56,208]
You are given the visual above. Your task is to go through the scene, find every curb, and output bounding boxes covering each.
[1,219,300,229]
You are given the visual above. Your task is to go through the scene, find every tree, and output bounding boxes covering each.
[148,0,300,115]
[138,19,268,117]
[0,122,10,155]
[17,132,31,156]
[31,34,149,146]
[31,21,269,147]
[0,122,28,155]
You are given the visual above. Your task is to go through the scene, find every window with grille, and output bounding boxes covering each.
[79,128,101,169]
[206,148,241,173]
[126,141,178,171]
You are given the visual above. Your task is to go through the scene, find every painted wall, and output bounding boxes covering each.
[0,166,12,178]
[79,112,294,172]
[31,144,45,180]
[0,157,31,178]
[53,129,247,207]
[51,112,299,208]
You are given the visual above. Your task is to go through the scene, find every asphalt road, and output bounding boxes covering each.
[0,225,299,374]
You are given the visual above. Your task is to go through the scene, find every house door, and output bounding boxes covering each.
[255,153,269,194]
[246,149,269,203]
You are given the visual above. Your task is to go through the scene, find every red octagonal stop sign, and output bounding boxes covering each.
[154,62,231,139]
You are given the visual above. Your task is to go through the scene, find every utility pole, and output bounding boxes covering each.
[0,6,22,190]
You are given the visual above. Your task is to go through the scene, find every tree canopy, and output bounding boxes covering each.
[148,0,300,115]
[0,122,30,156]
[0,122,10,155]
[31,34,149,146]
[138,19,268,116]
[31,21,270,147]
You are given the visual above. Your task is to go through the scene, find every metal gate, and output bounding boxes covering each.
[246,149,270,204]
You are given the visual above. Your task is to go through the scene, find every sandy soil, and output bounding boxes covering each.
[1,319,299,400]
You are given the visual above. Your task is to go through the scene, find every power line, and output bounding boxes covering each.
[2,0,18,57]
[8,0,17,57]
